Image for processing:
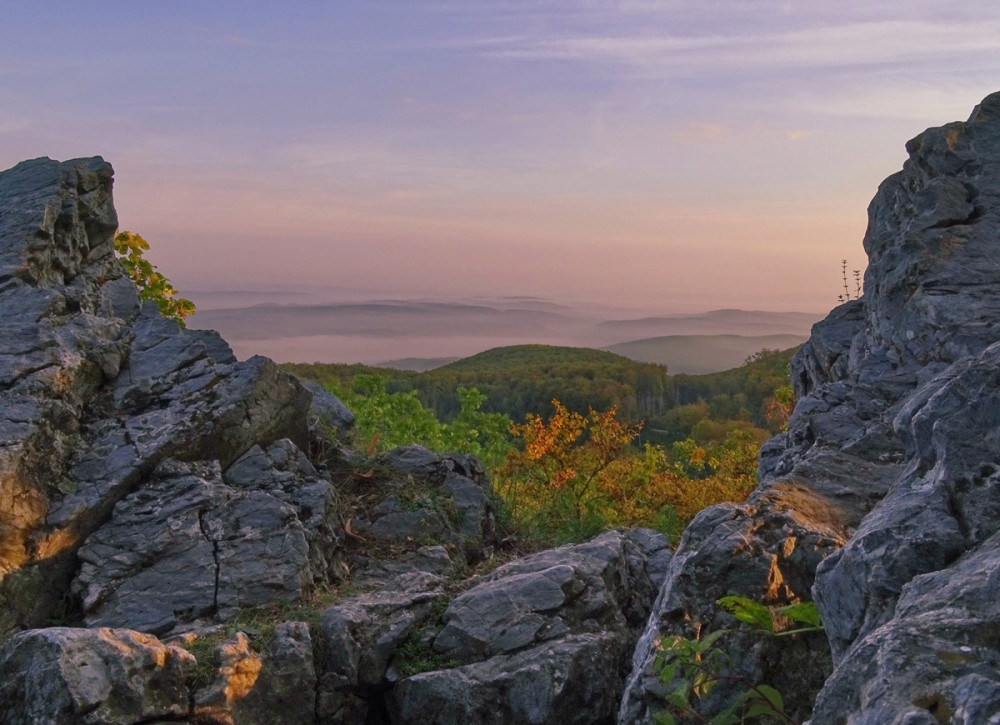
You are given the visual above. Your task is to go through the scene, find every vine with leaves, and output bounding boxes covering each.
[113,231,196,326]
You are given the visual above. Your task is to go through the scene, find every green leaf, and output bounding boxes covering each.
[753,684,784,712]
[717,596,774,632]
[658,659,679,685]
[744,702,778,719]
[665,682,690,709]
[777,602,822,628]
[708,705,741,725]
[692,671,716,699]
[652,711,677,725]
[699,628,728,649]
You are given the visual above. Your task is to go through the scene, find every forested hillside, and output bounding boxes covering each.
[283,343,797,441]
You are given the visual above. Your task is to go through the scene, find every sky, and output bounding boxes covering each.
[3,1,1000,314]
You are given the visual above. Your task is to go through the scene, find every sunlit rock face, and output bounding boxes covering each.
[0,627,195,724]
[620,91,1000,724]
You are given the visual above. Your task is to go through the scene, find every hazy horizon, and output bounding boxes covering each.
[184,295,820,369]
[180,285,832,316]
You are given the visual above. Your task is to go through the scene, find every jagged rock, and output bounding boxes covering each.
[349,445,497,565]
[231,621,318,725]
[0,157,317,638]
[618,490,840,724]
[315,572,445,724]
[391,633,627,725]
[384,530,666,725]
[303,381,355,438]
[621,91,1000,724]
[193,632,264,724]
[811,530,1000,724]
[73,451,338,635]
[360,544,456,581]
[0,158,127,636]
[0,627,193,724]
[433,530,665,665]
[624,527,673,591]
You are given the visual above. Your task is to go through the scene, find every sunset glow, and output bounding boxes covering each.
[3,1,999,317]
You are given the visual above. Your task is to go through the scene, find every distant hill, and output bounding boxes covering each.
[439,344,634,371]
[191,300,582,341]
[284,342,802,440]
[596,309,817,341]
[374,357,459,372]
[605,333,808,374]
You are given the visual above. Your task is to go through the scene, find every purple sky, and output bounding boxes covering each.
[3,1,1000,313]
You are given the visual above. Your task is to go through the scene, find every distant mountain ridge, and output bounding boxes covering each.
[605,333,808,374]
[596,309,816,339]
[189,300,820,373]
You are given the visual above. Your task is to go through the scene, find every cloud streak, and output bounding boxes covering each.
[478,20,1000,75]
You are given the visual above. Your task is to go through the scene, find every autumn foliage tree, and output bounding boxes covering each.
[496,400,761,543]
[497,401,643,539]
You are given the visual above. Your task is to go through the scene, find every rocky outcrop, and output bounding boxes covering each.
[392,633,627,725]
[392,529,670,725]
[620,92,1000,723]
[0,157,319,638]
[314,571,446,723]
[73,445,341,635]
[346,444,498,569]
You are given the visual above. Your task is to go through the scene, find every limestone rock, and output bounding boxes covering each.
[348,445,497,566]
[73,450,338,635]
[433,530,665,665]
[315,572,445,724]
[811,530,1000,724]
[0,627,193,724]
[0,157,316,638]
[392,633,627,725]
[232,621,318,725]
[303,381,355,438]
[388,530,666,725]
[193,632,264,724]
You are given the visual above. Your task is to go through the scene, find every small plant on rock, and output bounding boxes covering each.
[652,597,822,724]
[837,259,863,303]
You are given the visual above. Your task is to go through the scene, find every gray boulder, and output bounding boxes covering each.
[394,529,668,725]
[303,381,355,438]
[315,572,445,724]
[0,627,193,724]
[811,530,1000,724]
[433,530,666,665]
[73,449,339,635]
[233,621,318,725]
[392,633,627,725]
[348,445,497,566]
[189,626,319,725]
